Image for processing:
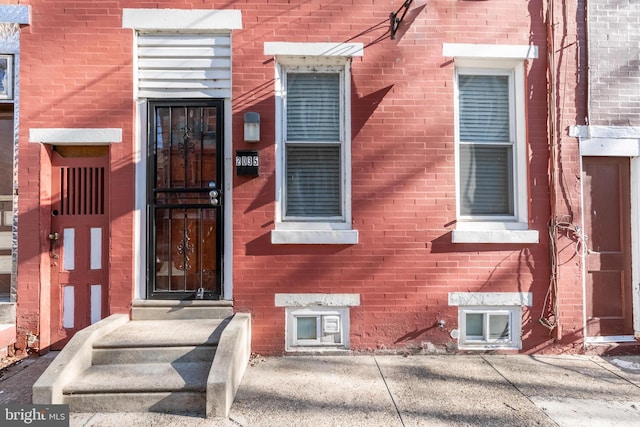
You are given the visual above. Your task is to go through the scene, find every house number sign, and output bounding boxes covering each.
[236,150,259,176]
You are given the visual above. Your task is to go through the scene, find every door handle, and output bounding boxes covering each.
[49,232,60,258]
[209,190,221,206]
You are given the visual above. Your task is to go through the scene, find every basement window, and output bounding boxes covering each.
[286,307,349,351]
[458,306,522,350]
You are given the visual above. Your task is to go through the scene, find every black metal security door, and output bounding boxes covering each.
[148,101,223,299]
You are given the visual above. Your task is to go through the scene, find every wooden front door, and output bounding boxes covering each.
[50,147,109,350]
[583,156,633,337]
[147,101,223,300]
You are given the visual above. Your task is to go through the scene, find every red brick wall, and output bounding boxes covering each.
[231,0,554,354]
[14,0,580,355]
[17,1,135,351]
[547,0,587,352]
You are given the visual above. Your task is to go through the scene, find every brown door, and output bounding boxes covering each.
[50,147,109,349]
[148,101,223,299]
[583,156,633,337]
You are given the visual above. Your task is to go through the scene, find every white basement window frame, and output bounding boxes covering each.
[458,306,522,350]
[449,292,530,350]
[285,307,350,351]
[443,43,539,244]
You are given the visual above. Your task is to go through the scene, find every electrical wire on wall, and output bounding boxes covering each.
[542,0,589,339]
[542,0,560,336]
[540,0,592,340]
[538,0,585,339]
[540,219,586,334]
[540,220,559,332]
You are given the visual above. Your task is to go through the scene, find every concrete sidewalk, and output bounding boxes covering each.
[227,355,640,427]
[2,353,640,426]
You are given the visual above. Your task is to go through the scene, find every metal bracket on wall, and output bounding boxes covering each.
[390,0,414,40]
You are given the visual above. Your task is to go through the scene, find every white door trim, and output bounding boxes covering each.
[576,125,640,340]
[133,100,233,300]
[630,157,640,338]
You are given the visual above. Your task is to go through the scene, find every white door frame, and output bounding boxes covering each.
[133,100,233,301]
[574,125,640,342]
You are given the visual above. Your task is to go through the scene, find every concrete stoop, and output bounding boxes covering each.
[33,301,251,419]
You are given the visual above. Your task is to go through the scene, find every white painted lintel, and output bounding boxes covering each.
[570,125,640,139]
[275,293,361,307]
[448,292,533,307]
[580,138,640,157]
[264,42,364,57]
[123,9,242,31]
[0,5,31,25]
[29,128,122,145]
[443,43,538,60]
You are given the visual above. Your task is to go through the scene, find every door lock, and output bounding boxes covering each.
[209,189,221,206]
[48,232,60,259]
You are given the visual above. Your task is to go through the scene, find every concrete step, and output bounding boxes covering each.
[65,362,209,394]
[63,362,209,413]
[92,345,215,365]
[0,323,16,354]
[131,300,233,320]
[0,301,15,323]
[64,391,206,414]
[63,319,227,414]
[34,313,251,418]
[95,318,229,349]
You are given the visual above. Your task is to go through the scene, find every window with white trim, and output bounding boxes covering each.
[269,50,358,245]
[284,69,343,219]
[444,43,539,244]
[457,70,515,218]
[286,307,349,351]
[458,306,522,350]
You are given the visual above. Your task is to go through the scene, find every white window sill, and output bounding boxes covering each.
[271,229,358,245]
[452,229,538,244]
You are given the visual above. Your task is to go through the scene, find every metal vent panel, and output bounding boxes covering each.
[59,167,105,216]
[136,33,232,99]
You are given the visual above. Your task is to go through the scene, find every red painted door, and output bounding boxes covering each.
[49,148,109,350]
[583,157,633,337]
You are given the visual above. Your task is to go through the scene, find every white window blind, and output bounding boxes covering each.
[286,146,341,216]
[285,72,342,218]
[458,74,514,216]
[287,73,340,141]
